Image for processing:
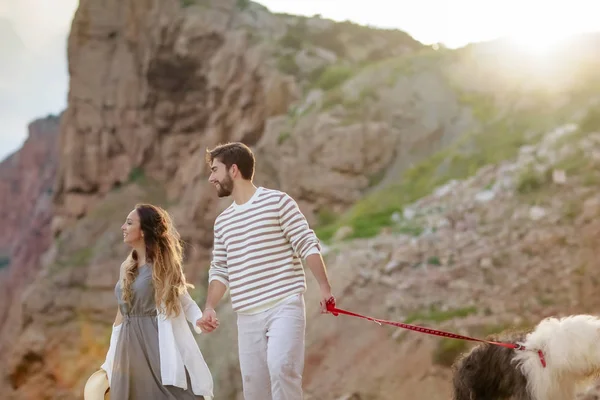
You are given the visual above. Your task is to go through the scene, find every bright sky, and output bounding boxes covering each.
[257,0,600,48]
[0,0,78,161]
[0,0,77,52]
[0,0,599,160]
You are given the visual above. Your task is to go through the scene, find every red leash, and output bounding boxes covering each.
[325,298,546,367]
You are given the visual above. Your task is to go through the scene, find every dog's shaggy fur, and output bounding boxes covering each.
[452,314,600,400]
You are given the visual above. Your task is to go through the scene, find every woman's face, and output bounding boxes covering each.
[121,209,143,246]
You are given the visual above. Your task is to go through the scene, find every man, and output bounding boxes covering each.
[197,142,335,400]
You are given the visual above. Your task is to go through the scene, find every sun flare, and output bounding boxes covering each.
[507,30,570,55]
[510,35,566,55]
[503,7,592,57]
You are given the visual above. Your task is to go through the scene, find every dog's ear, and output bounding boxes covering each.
[462,357,475,372]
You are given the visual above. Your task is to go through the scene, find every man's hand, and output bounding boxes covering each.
[198,281,227,333]
[319,283,335,314]
[197,308,219,333]
[304,253,335,314]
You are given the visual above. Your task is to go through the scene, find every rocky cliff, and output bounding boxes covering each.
[3,0,600,399]
[0,115,60,323]
[0,115,60,391]
[50,0,424,247]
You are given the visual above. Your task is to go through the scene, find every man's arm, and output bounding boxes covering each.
[206,229,229,291]
[278,193,334,311]
[305,252,331,287]
[308,258,335,313]
[197,230,229,333]
[278,193,322,260]
[196,280,227,333]
[204,280,228,311]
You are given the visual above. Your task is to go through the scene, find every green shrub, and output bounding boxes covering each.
[426,255,442,266]
[277,131,291,144]
[404,305,477,324]
[314,65,354,91]
[236,0,249,10]
[276,54,300,76]
[279,19,308,50]
[515,167,550,194]
[579,105,600,133]
[127,167,145,183]
[66,247,94,267]
[316,207,338,226]
[52,247,94,273]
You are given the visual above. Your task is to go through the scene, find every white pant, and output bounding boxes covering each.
[236,294,306,400]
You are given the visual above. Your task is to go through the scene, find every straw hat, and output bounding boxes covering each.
[83,369,110,400]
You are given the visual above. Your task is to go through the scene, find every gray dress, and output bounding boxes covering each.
[111,264,204,399]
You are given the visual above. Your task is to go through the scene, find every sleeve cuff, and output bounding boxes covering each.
[209,275,230,289]
[190,308,203,326]
[304,246,321,259]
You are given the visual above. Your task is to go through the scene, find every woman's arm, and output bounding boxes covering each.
[100,306,124,381]
[180,290,203,326]
[113,307,123,327]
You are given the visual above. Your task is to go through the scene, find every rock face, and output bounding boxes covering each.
[51,0,426,245]
[253,65,473,222]
[0,115,60,325]
[52,0,298,243]
[0,115,60,388]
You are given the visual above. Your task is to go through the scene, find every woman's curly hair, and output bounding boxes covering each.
[121,203,193,317]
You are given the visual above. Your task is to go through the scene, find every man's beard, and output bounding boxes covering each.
[216,176,233,197]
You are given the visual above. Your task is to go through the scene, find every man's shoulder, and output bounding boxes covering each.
[258,187,290,202]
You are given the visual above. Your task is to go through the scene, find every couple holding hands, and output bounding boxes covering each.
[87,142,335,400]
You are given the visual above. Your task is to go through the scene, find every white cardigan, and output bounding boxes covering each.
[100,291,214,398]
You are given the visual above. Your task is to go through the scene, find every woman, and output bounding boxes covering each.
[99,203,213,399]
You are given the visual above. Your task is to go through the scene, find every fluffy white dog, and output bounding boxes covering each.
[452,314,600,400]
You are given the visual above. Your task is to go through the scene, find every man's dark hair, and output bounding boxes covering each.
[205,142,255,180]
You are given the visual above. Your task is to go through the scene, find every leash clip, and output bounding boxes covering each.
[512,344,546,368]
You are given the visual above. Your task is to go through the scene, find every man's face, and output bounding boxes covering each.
[208,159,234,197]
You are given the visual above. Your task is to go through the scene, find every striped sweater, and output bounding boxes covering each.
[208,187,321,314]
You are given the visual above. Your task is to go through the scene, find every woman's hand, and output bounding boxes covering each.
[196,308,219,333]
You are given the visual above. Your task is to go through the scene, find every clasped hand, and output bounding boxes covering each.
[196,308,219,333]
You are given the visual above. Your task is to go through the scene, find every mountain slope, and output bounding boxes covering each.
[302,109,600,399]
